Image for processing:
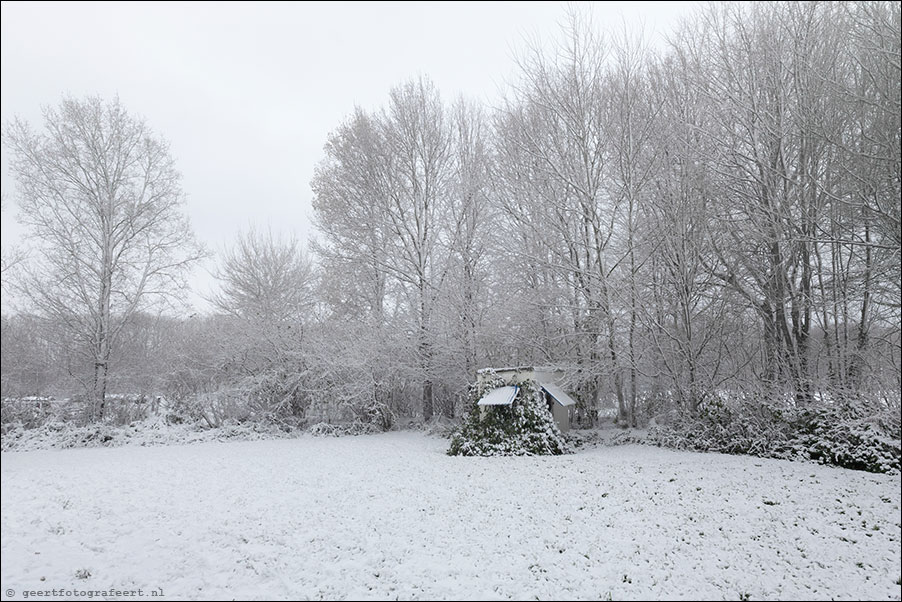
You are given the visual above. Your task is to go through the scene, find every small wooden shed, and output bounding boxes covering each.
[475,366,577,432]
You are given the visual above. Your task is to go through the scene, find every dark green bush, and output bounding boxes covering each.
[650,396,901,475]
[650,397,795,457]
[790,405,900,474]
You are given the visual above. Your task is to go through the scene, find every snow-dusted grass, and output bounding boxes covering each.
[2,433,900,601]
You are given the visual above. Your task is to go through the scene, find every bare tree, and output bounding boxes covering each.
[604,25,661,425]
[213,226,314,323]
[311,109,393,321]
[443,99,493,386]
[379,77,454,421]
[0,196,26,278]
[495,9,625,424]
[312,76,456,422]
[4,96,204,419]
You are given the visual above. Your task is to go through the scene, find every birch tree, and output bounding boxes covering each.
[4,96,204,419]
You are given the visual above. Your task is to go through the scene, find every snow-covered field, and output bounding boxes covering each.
[2,433,900,601]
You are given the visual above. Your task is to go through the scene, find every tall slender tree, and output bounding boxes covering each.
[4,96,204,419]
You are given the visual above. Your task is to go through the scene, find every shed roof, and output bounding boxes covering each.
[476,385,519,406]
[540,382,577,407]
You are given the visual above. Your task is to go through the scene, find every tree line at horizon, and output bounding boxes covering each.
[1,2,899,429]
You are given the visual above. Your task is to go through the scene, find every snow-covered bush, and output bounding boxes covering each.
[1,397,57,431]
[448,373,571,456]
[308,422,340,437]
[308,420,381,437]
[790,405,900,474]
[240,370,309,425]
[2,415,302,452]
[190,390,253,428]
[165,385,302,429]
[168,374,310,429]
[98,394,156,425]
[650,397,795,457]
[649,396,901,474]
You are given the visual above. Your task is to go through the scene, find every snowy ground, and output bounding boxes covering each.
[2,433,900,601]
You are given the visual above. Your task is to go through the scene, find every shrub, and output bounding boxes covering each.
[241,370,309,425]
[308,420,381,437]
[650,397,795,458]
[1,397,56,431]
[649,395,901,475]
[790,405,900,474]
[308,422,340,437]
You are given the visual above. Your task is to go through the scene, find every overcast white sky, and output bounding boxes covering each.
[1,0,696,310]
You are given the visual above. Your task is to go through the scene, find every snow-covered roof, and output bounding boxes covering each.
[476,386,519,406]
[540,383,577,407]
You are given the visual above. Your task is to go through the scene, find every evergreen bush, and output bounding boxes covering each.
[649,396,901,474]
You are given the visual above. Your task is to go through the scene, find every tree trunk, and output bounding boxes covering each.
[422,377,434,423]
[92,360,109,421]
[849,223,872,390]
